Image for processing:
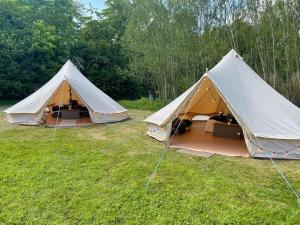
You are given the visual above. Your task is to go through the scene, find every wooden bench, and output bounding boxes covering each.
[61,109,80,119]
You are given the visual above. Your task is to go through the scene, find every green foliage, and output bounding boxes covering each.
[118,98,169,111]
[0,99,16,112]
[70,10,145,99]
[0,0,300,103]
[0,111,300,224]
[31,20,56,55]
[0,0,80,99]
[124,0,300,104]
[0,99,16,105]
[0,0,146,100]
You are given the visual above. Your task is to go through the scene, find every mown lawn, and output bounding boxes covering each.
[0,106,300,224]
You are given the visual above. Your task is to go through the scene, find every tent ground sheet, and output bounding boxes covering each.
[170,121,249,157]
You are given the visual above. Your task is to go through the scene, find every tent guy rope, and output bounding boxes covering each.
[270,157,300,204]
[146,146,167,189]
[52,81,65,140]
[146,86,198,189]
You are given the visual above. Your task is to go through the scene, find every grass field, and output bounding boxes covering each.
[119,98,169,111]
[0,100,300,224]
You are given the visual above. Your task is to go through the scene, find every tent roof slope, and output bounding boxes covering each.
[143,81,200,126]
[63,61,127,113]
[207,49,300,139]
[5,60,127,114]
[4,63,66,114]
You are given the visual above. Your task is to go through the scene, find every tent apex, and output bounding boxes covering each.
[228,49,243,59]
[65,59,76,66]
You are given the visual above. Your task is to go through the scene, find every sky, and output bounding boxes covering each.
[81,0,106,11]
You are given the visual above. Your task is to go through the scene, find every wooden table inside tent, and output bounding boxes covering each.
[61,109,80,119]
[205,119,243,139]
[213,122,243,139]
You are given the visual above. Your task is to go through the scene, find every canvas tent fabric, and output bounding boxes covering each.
[144,49,300,159]
[5,60,128,125]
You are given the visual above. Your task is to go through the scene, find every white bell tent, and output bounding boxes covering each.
[144,50,300,159]
[5,60,128,126]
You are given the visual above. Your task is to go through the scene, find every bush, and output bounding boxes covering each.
[118,98,169,111]
[0,99,17,106]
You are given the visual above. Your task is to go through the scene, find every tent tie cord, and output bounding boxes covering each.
[270,157,300,204]
[53,80,65,140]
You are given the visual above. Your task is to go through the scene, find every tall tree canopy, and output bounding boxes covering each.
[0,0,299,105]
[124,0,300,104]
[0,0,144,100]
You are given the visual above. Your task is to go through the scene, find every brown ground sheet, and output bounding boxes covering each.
[45,114,92,127]
[170,121,249,157]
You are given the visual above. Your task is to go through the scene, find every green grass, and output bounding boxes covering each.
[0,109,300,224]
[119,98,169,111]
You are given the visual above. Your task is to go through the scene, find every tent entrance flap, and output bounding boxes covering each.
[170,78,249,157]
[176,78,231,121]
[43,81,92,127]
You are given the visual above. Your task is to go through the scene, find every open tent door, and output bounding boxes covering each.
[168,77,249,157]
[43,81,92,127]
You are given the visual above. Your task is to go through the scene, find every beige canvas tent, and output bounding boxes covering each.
[144,50,300,159]
[5,60,128,126]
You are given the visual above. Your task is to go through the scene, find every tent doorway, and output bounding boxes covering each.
[43,81,92,127]
[169,78,249,157]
